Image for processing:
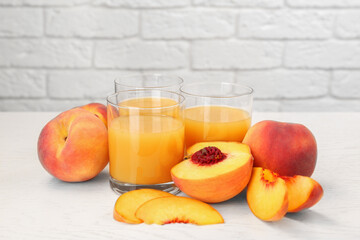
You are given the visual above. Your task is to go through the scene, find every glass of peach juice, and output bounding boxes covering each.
[181,82,253,149]
[115,74,183,92]
[107,89,185,194]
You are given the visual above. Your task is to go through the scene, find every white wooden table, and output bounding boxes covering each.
[0,112,359,240]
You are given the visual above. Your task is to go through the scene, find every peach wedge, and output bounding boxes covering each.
[171,142,253,203]
[282,175,323,212]
[135,196,224,225]
[113,189,173,224]
[247,167,288,221]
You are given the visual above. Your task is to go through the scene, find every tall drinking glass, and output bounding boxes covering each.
[181,82,253,149]
[107,89,185,194]
[115,74,183,92]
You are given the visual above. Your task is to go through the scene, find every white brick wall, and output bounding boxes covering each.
[46,8,139,38]
[286,0,360,7]
[238,10,334,39]
[94,40,188,69]
[0,39,93,68]
[0,1,360,112]
[193,40,283,69]
[0,8,43,37]
[284,41,360,68]
[142,11,236,39]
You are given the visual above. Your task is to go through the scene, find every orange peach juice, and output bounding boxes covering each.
[184,105,251,148]
[118,97,181,118]
[108,97,184,185]
[119,97,178,108]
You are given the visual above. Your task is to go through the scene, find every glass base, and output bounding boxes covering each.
[109,176,181,195]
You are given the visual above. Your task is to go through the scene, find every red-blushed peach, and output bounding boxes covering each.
[247,167,288,221]
[106,104,120,128]
[171,142,253,203]
[243,120,317,177]
[135,196,224,225]
[80,102,107,127]
[282,175,323,212]
[37,107,108,182]
[113,189,173,224]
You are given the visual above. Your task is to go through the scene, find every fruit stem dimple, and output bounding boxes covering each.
[191,146,226,166]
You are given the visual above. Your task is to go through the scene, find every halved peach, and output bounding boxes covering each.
[247,167,288,221]
[113,189,173,224]
[171,142,253,203]
[135,196,224,225]
[282,175,323,212]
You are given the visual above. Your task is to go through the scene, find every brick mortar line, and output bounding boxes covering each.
[1,4,360,9]
[330,96,360,100]
[2,6,360,10]
[4,96,360,101]
[42,7,46,37]
[45,70,49,98]
[328,70,335,98]
[188,39,193,70]
[1,67,255,73]
[1,37,359,42]
[0,6,289,10]
[0,1,360,10]
[138,9,143,39]
[281,40,287,68]
[2,66,360,71]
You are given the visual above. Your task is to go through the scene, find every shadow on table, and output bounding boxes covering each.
[286,210,335,225]
[262,209,336,234]
[46,170,109,191]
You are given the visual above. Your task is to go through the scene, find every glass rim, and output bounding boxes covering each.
[114,74,184,89]
[107,89,185,110]
[180,82,254,99]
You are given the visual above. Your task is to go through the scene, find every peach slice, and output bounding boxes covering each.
[135,196,224,225]
[247,167,288,221]
[113,189,173,224]
[282,175,323,212]
[171,141,253,203]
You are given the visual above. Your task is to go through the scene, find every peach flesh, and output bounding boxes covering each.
[113,189,173,224]
[282,175,323,212]
[135,196,224,225]
[171,142,253,203]
[247,167,288,221]
[262,168,278,184]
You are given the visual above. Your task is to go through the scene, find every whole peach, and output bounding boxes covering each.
[243,120,317,177]
[80,103,107,126]
[37,106,108,182]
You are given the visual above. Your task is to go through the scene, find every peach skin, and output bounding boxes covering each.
[80,102,107,127]
[243,120,317,177]
[37,107,108,182]
[282,175,323,212]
